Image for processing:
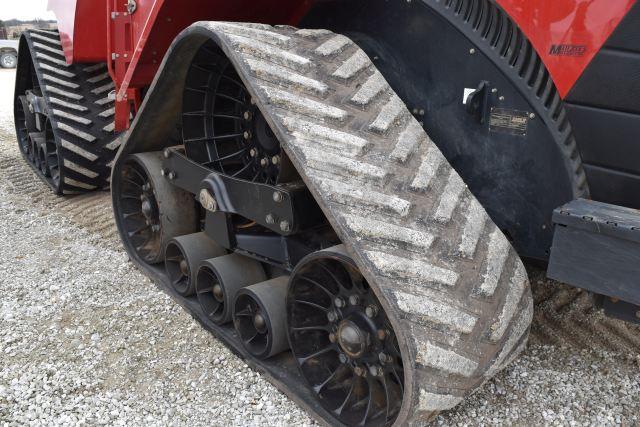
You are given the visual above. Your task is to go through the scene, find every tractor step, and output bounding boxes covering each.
[548,198,640,323]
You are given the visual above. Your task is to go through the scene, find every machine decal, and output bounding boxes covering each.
[489,108,529,137]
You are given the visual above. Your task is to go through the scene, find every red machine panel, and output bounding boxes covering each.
[496,0,636,97]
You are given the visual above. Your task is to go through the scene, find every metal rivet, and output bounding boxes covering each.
[327,311,338,322]
[163,148,171,159]
[469,48,476,54]
[160,169,166,176]
[529,112,536,119]
[280,220,291,232]
[499,96,505,101]
[272,192,283,203]
[334,297,345,308]
[167,171,176,180]
[348,295,360,306]
[243,111,252,120]
[365,305,378,318]
[491,88,498,93]
[265,214,276,225]
[243,131,251,140]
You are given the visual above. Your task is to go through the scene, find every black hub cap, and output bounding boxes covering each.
[288,252,404,426]
[234,293,271,357]
[181,41,287,184]
[165,242,190,294]
[196,266,228,324]
[116,160,162,263]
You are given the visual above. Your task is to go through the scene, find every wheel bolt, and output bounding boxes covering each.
[354,366,366,377]
[280,220,291,232]
[327,311,338,322]
[377,329,389,341]
[260,157,269,167]
[243,131,251,140]
[378,352,392,364]
[334,297,345,308]
[271,155,280,165]
[365,305,378,318]
[369,365,383,377]
[243,111,252,120]
[249,148,257,157]
[329,333,336,343]
[339,353,348,364]
[348,295,360,306]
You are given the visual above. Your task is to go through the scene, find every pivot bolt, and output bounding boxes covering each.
[280,220,291,232]
[265,214,276,225]
[365,305,378,318]
[272,192,284,203]
[327,311,338,323]
[271,155,280,165]
[348,295,360,306]
[249,148,257,157]
[199,188,217,212]
[167,171,176,180]
[243,131,252,140]
[369,365,383,377]
[260,157,269,167]
[243,111,252,120]
[334,297,345,308]
[163,148,171,159]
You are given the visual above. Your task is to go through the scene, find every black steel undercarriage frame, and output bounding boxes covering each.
[161,147,335,271]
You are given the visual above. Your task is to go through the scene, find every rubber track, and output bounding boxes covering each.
[199,23,534,424]
[18,29,119,194]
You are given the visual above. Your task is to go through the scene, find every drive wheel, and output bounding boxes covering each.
[287,246,404,426]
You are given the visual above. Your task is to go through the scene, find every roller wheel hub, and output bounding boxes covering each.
[337,320,367,359]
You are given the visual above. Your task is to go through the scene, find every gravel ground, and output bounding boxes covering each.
[0,68,639,426]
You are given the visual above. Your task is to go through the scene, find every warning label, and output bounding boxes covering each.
[489,108,529,136]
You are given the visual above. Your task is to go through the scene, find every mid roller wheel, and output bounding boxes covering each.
[287,245,404,426]
[113,152,198,265]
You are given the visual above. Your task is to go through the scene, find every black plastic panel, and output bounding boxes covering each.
[565,49,640,114]
[566,104,640,175]
[605,1,640,52]
[582,164,640,209]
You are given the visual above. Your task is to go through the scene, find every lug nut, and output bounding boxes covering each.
[365,305,378,318]
[329,333,336,343]
[379,352,393,364]
[265,214,276,225]
[260,157,269,167]
[243,111,252,120]
[348,295,360,306]
[163,148,171,159]
[243,131,251,140]
[334,297,345,308]
[249,148,257,157]
[272,192,283,203]
[280,220,291,232]
[271,155,280,165]
[327,311,338,323]
[369,365,383,377]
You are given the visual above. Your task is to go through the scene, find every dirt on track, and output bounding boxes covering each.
[0,68,638,425]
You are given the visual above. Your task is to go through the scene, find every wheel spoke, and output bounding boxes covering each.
[334,375,356,415]
[298,345,335,365]
[299,275,335,299]
[294,299,329,312]
[359,378,374,426]
[313,366,341,393]
[291,325,330,332]
[127,224,149,237]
